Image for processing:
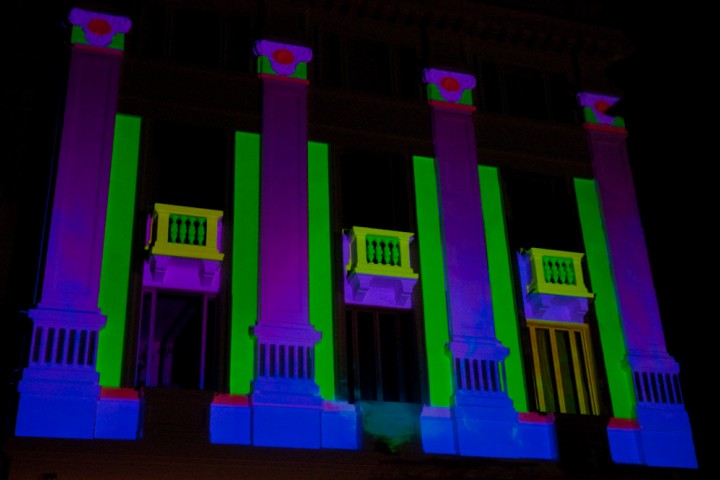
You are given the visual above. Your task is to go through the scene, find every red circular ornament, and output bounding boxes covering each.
[594,100,611,114]
[440,77,461,92]
[87,18,112,36]
[273,49,295,65]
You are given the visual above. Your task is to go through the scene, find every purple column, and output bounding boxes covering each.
[578,93,671,366]
[578,93,696,469]
[16,8,131,439]
[422,69,507,362]
[251,40,321,406]
[422,69,517,458]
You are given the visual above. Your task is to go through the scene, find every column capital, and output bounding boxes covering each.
[577,92,626,133]
[254,39,312,83]
[68,8,131,51]
[422,68,476,111]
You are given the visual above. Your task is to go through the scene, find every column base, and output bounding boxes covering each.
[15,367,101,439]
[420,402,557,459]
[252,403,323,448]
[16,372,141,440]
[210,394,252,445]
[420,406,456,454]
[95,387,141,439]
[210,394,359,449]
[607,406,698,469]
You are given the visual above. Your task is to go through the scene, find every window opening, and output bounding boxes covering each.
[345,308,422,403]
[135,290,219,390]
[527,320,601,415]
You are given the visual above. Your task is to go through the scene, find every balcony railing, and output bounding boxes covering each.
[345,226,418,279]
[343,226,418,309]
[145,203,224,261]
[523,248,592,298]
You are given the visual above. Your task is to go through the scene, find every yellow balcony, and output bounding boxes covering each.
[523,248,592,298]
[344,226,418,309]
[345,226,418,279]
[145,203,224,262]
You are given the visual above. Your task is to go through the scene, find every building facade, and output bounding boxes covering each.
[1,0,700,478]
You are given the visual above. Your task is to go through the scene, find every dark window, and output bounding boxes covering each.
[480,60,504,113]
[225,14,256,73]
[547,72,576,123]
[338,150,411,232]
[137,2,167,59]
[345,308,422,403]
[135,291,219,390]
[394,46,421,100]
[477,59,576,123]
[319,32,343,88]
[527,321,601,415]
[505,66,547,119]
[501,169,583,252]
[144,120,227,211]
[170,9,222,67]
[347,39,392,95]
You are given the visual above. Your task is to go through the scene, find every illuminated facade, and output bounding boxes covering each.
[2,0,699,478]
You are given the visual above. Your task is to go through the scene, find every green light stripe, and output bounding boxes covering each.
[479,165,528,411]
[308,141,335,400]
[413,155,453,407]
[97,114,141,387]
[230,131,261,394]
[574,178,635,418]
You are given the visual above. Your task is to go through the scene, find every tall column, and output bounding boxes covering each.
[250,39,324,448]
[15,8,131,439]
[420,68,545,459]
[578,92,697,468]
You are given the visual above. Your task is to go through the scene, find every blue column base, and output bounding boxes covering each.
[638,405,698,468]
[253,404,322,448]
[607,418,643,465]
[454,403,518,458]
[15,367,100,439]
[516,412,557,460]
[210,395,252,445]
[321,401,360,449]
[607,407,698,469]
[95,388,141,440]
[420,406,456,454]
[422,396,558,459]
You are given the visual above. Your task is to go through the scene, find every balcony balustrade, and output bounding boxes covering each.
[523,248,593,299]
[344,226,418,309]
[145,203,224,262]
[144,203,224,292]
[518,248,594,324]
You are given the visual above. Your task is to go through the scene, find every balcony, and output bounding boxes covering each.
[518,248,594,323]
[143,203,224,293]
[343,226,419,309]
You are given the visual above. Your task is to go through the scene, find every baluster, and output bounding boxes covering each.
[543,257,553,283]
[367,237,376,264]
[179,216,188,244]
[383,240,391,265]
[558,258,568,285]
[566,259,576,285]
[198,218,206,246]
[550,259,560,284]
[169,215,179,243]
[188,217,197,245]
[391,239,400,266]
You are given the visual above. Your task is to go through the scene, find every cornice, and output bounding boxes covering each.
[304,0,632,60]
